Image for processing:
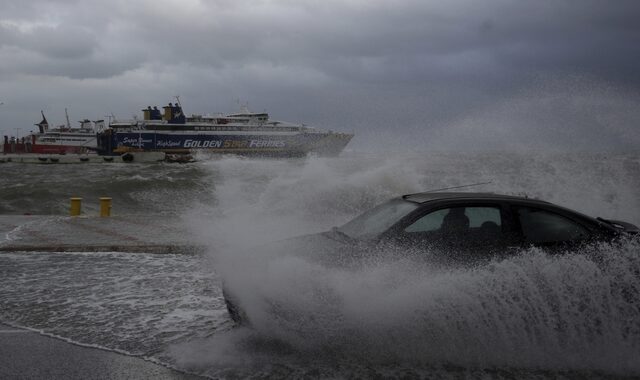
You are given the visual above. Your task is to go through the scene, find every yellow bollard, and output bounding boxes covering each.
[70,197,82,216]
[100,197,112,217]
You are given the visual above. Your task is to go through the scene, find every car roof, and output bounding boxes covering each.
[401,192,549,204]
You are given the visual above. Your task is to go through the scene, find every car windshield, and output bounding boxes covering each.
[338,199,419,240]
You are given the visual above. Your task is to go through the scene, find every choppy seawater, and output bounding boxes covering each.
[1,151,639,379]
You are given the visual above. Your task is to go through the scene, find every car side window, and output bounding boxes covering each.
[516,207,590,244]
[466,207,502,228]
[404,206,503,244]
[404,208,448,232]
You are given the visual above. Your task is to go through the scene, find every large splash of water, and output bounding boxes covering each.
[221,241,640,372]
[186,151,640,374]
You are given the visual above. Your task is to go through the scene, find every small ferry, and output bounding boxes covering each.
[2,110,100,154]
[96,100,353,157]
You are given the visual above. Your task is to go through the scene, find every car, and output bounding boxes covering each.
[223,192,639,324]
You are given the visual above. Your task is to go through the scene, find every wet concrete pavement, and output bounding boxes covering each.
[0,215,203,254]
[0,215,208,379]
[0,324,202,380]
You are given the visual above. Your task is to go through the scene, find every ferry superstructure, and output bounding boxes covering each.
[96,102,353,157]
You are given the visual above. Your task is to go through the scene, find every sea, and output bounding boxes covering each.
[1,151,639,379]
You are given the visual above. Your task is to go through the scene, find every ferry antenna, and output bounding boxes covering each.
[64,108,71,129]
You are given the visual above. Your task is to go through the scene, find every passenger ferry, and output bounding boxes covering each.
[96,100,353,157]
[2,110,100,154]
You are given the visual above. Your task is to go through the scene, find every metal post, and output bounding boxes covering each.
[70,198,82,216]
[100,197,112,217]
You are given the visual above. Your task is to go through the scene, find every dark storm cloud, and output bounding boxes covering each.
[0,0,639,150]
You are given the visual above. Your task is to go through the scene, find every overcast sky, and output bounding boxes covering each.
[1,0,639,151]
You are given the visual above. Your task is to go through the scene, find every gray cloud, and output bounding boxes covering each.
[9,24,96,59]
[0,0,639,150]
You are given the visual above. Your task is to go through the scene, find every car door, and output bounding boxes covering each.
[509,203,594,252]
[389,201,514,264]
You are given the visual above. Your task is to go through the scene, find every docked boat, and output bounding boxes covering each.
[96,101,353,157]
[2,110,100,154]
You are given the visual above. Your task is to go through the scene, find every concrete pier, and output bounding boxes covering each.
[0,152,166,164]
[0,215,203,254]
